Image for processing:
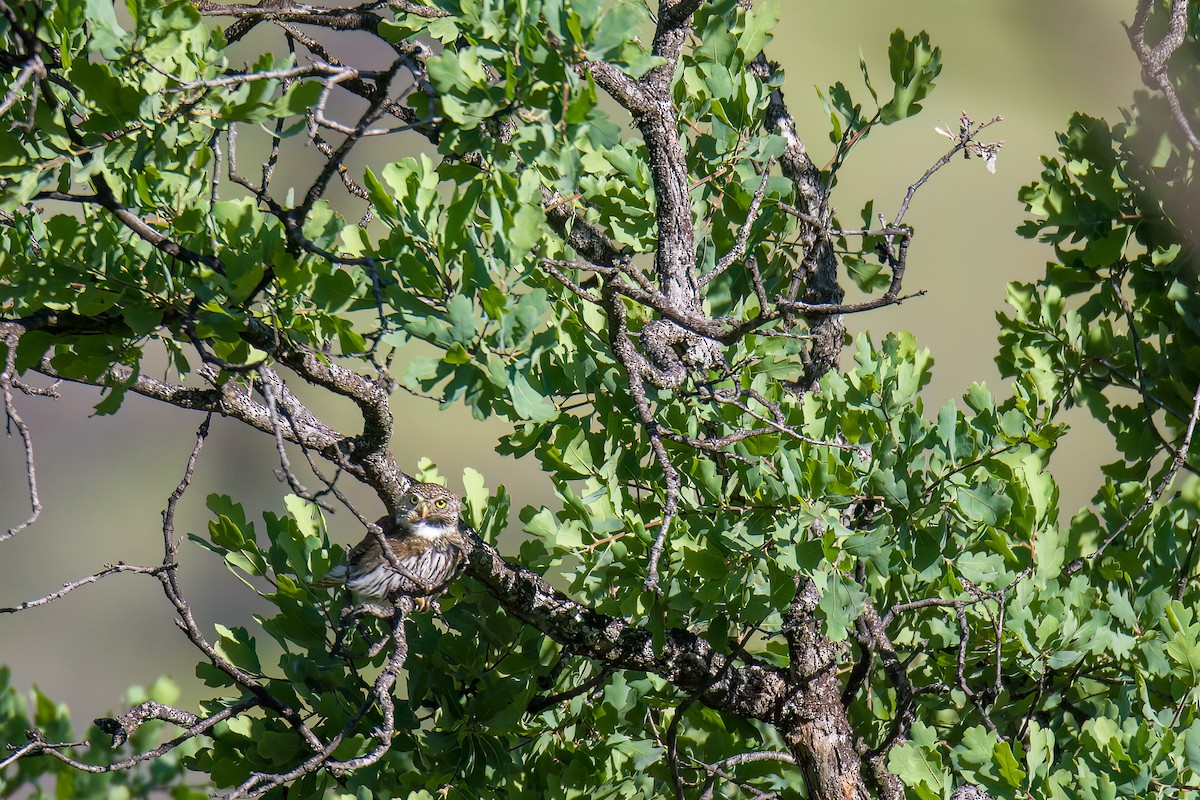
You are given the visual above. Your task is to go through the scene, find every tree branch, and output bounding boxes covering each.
[0,563,165,614]
[1126,0,1200,151]
[748,54,844,390]
[778,578,871,800]
[1068,376,1200,573]
[464,532,789,722]
[0,328,42,541]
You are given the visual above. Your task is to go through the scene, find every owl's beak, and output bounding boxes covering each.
[415,502,430,520]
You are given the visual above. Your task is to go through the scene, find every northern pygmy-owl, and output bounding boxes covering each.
[315,483,469,610]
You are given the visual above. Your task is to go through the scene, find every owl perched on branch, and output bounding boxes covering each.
[315,483,469,611]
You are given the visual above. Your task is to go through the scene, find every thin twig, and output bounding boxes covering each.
[158,415,326,753]
[1069,377,1200,574]
[0,563,165,613]
[696,750,797,800]
[702,165,773,286]
[665,625,758,800]
[895,114,1004,226]
[226,599,413,799]
[0,58,46,118]
[526,666,616,715]
[1,329,42,541]
[1,699,255,773]
[257,366,335,511]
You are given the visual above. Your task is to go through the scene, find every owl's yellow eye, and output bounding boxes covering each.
[435,498,447,509]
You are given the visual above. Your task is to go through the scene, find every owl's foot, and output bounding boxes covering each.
[411,596,449,627]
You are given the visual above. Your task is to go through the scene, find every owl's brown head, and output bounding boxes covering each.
[395,482,462,535]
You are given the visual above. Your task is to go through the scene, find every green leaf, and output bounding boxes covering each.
[844,254,889,292]
[956,483,1012,526]
[122,304,164,336]
[284,495,323,541]
[523,507,582,549]
[446,294,479,344]
[507,202,545,257]
[955,551,1005,584]
[1025,720,1053,780]
[815,571,867,642]
[881,29,941,123]
[213,625,262,674]
[444,342,472,365]
[463,466,488,528]
[508,371,558,422]
[735,0,781,58]
[994,738,1027,787]
[86,0,128,54]
[1167,630,1200,684]
[1184,720,1200,773]
[888,740,946,800]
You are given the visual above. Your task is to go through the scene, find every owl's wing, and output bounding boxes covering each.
[312,519,392,590]
[313,526,382,588]
[345,532,381,567]
[341,515,395,566]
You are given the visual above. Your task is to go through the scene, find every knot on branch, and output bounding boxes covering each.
[640,319,724,389]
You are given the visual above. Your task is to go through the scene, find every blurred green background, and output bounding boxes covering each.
[0,1,1141,726]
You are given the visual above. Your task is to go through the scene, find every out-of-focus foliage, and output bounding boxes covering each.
[0,669,204,800]
[970,7,1200,799]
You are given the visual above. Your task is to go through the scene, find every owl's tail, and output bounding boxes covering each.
[311,564,347,589]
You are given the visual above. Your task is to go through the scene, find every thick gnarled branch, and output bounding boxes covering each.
[464,532,790,723]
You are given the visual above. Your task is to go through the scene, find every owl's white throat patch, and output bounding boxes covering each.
[408,520,452,539]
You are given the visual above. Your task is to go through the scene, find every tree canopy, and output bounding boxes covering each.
[1,0,1199,798]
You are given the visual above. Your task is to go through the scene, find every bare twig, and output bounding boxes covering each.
[526,665,615,715]
[1,329,42,541]
[0,563,165,613]
[172,62,348,91]
[898,113,1004,225]
[955,600,996,734]
[666,624,760,800]
[0,58,46,118]
[297,58,405,220]
[156,416,326,754]
[599,282,684,592]
[257,366,335,511]
[696,750,797,800]
[748,53,843,390]
[1,698,255,773]
[702,166,773,286]
[225,598,413,799]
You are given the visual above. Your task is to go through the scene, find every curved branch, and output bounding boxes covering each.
[1126,0,1200,151]
[1068,376,1200,574]
[0,315,409,510]
[0,698,255,774]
